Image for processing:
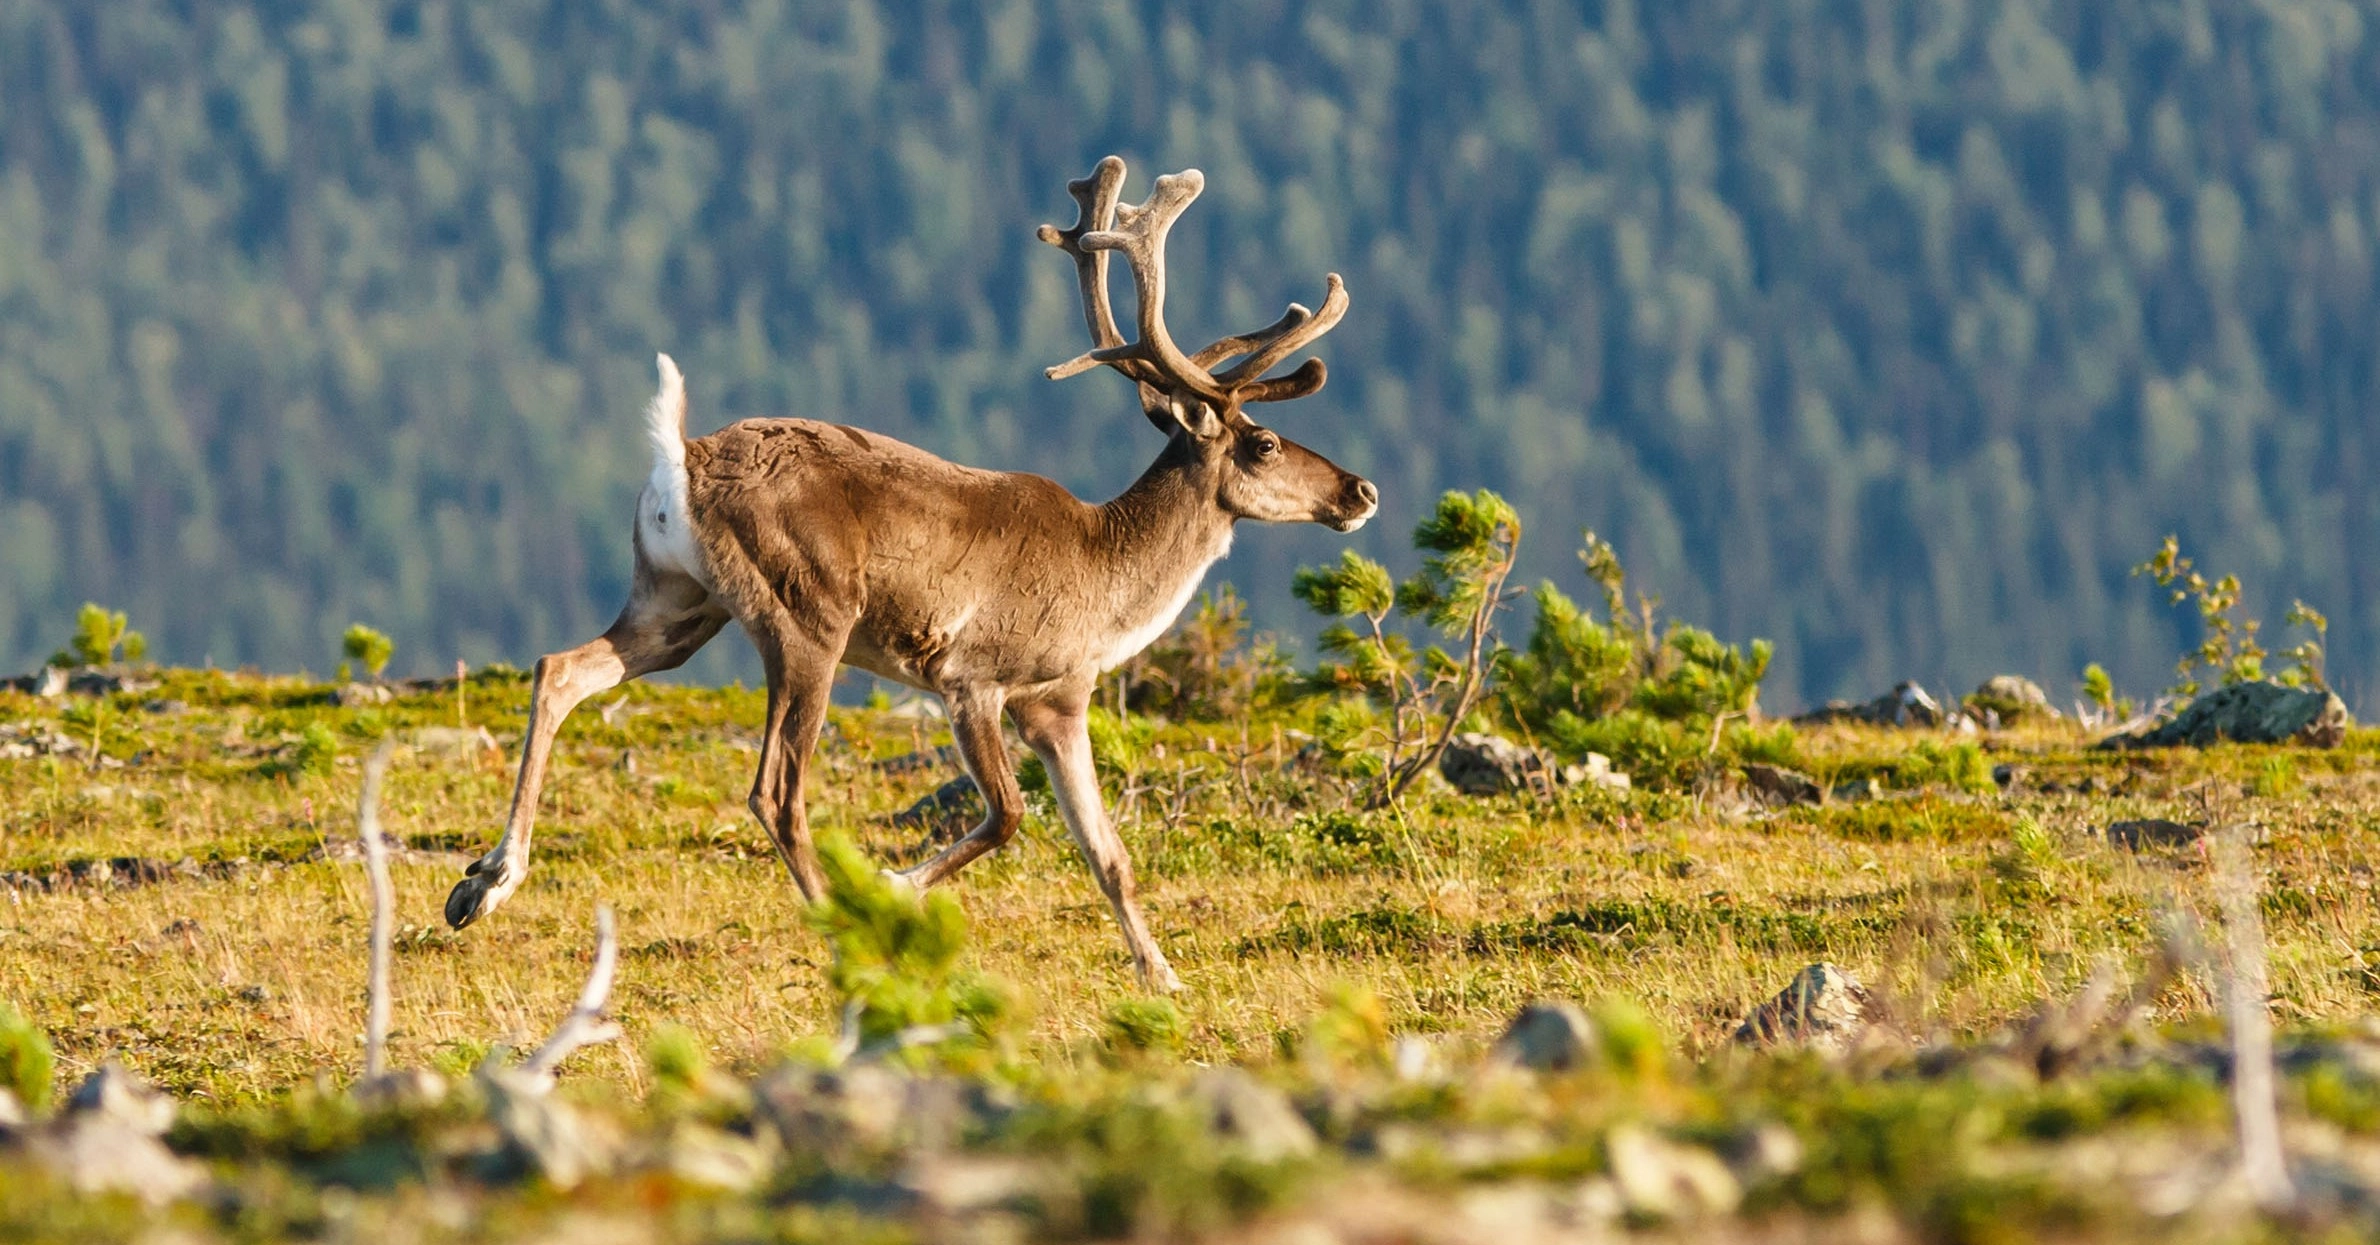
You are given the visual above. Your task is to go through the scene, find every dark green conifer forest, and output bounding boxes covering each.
[0,1,2373,707]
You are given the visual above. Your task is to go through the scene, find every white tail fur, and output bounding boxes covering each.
[639,354,706,584]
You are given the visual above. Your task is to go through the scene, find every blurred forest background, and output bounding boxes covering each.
[0,0,2373,709]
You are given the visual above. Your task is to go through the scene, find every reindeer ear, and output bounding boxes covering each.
[1160,393,1226,440]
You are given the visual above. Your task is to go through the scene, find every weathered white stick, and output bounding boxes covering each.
[2212,831,2294,1209]
[359,739,398,1079]
[518,905,622,1091]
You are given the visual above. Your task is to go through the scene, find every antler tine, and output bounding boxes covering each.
[1038,157,1128,368]
[1212,273,1349,390]
[1190,304,1312,370]
[1078,170,1230,403]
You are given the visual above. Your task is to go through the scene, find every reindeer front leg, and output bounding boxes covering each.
[1012,696,1182,992]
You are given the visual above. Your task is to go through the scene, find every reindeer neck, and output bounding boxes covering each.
[1089,439,1236,614]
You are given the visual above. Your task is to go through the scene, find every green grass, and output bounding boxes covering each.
[4,668,2380,1240]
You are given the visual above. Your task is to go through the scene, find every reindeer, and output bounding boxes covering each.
[442,157,1377,990]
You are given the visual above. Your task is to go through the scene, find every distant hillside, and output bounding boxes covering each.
[1,1,2374,708]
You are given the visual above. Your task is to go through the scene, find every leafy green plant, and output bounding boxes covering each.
[2134,536,2328,696]
[52,602,145,668]
[1114,587,1288,720]
[290,722,339,779]
[342,624,396,681]
[2078,663,2133,726]
[1103,996,1186,1059]
[806,833,1011,1065]
[1295,490,1521,808]
[0,1002,54,1114]
[1498,531,1772,786]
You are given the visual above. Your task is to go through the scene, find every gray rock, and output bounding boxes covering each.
[889,775,982,845]
[412,725,500,755]
[1183,1068,1317,1162]
[479,1068,621,1189]
[1439,732,1557,796]
[754,1063,1010,1158]
[64,1063,177,1136]
[1742,763,1823,807]
[1607,1125,1742,1218]
[1439,734,1629,797]
[1970,675,2059,721]
[27,1116,207,1204]
[1795,680,1945,729]
[2102,680,2352,749]
[1734,964,1871,1055]
[2106,819,2206,851]
[643,1121,776,1191]
[1832,776,1885,803]
[351,1067,450,1112]
[1560,751,1632,792]
[1489,1000,1598,1072]
[333,682,393,707]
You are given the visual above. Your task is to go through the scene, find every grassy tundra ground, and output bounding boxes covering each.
[5,666,2380,1242]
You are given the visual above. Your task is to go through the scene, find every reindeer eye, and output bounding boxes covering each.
[1253,432,1281,459]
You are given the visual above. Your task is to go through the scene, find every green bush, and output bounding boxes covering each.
[52,602,144,668]
[806,833,1012,1065]
[0,1003,54,1114]
[341,624,395,680]
[1103,997,1186,1059]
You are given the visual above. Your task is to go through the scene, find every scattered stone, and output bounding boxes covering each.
[66,1063,179,1137]
[16,1063,208,1204]
[1,854,229,896]
[411,725,500,755]
[754,1063,1011,1159]
[1742,763,1822,807]
[889,775,982,845]
[333,682,393,707]
[1184,1068,1317,1162]
[1560,751,1632,792]
[643,1121,776,1191]
[1795,680,1946,729]
[352,1068,450,1112]
[1607,1125,1742,1218]
[2100,680,2352,749]
[873,745,959,775]
[1722,1122,1805,1186]
[1831,776,1884,803]
[1969,675,2060,723]
[1438,734,1629,797]
[1439,732,1558,797]
[1734,964,1872,1055]
[1488,1000,1598,1073]
[896,1154,1056,1217]
[2105,819,2206,851]
[480,1067,621,1189]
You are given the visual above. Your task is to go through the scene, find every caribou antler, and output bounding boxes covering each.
[1039,157,1347,412]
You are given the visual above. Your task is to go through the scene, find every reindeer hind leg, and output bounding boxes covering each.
[445,575,726,929]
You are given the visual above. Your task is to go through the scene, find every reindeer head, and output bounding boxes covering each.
[1040,157,1378,534]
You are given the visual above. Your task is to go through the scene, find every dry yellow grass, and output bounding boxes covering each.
[3,671,2376,1106]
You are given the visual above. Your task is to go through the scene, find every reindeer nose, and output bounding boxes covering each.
[1348,479,1379,513]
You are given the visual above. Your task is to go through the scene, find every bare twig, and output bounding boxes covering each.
[359,739,398,1079]
[518,905,623,1092]
[2211,831,2294,1209]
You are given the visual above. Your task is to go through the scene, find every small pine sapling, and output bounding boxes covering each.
[52,602,145,669]
[806,833,1012,1066]
[1295,490,1521,808]
[343,624,396,682]
[2077,662,2134,728]
[0,1002,53,1114]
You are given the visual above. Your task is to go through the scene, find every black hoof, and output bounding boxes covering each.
[444,873,492,929]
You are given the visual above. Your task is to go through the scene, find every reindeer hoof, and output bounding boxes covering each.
[444,864,508,929]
